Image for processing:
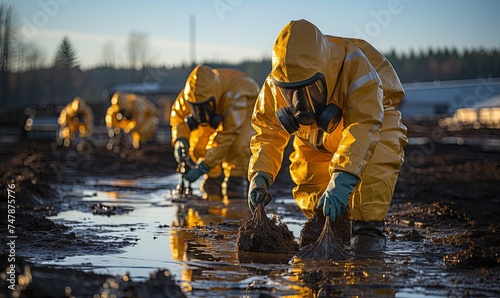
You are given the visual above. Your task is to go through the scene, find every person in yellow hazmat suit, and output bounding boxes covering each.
[58,96,94,147]
[105,91,160,149]
[170,65,260,199]
[247,19,408,253]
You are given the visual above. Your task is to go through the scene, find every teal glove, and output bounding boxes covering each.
[248,172,272,213]
[317,171,359,222]
[174,138,189,164]
[184,161,210,182]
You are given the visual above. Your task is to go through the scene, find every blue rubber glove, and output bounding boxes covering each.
[248,172,272,213]
[317,171,359,222]
[173,138,189,164]
[184,161,210,183]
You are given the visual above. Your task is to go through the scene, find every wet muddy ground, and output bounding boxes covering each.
[1,123,499,297]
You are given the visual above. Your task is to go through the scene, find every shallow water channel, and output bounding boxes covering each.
[38,173,497,297]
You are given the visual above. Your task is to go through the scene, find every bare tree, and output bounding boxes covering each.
[0,5,13,71]
[127,31,149,70]
[0,5,4,70]
[17,41,45,71]
[26,44,44,70]
[0,4,14,102]
[100,40,116,67]
[15,40,26,71]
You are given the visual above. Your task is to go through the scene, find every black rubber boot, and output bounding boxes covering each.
[222,176,248,199]
[350,220,387,253]
[200,174,225,198]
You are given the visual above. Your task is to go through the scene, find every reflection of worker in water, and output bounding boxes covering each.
[105,91,159,149]
[169,200,250,285]
[247,19,408,253]
[170,65,259,199]
[58,96,94,147]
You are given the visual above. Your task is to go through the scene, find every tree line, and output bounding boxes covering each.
[1,3,499,111]
[385,48,500,83]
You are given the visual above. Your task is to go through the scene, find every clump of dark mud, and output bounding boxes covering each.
[434,224,500,247]
[444,244,500,270]
[299,209,350,249]
[436,224,500,270]
[296,211,351,260]
[0,252,186,298]
[0,143,60,208]
[396,229,426,242]
[0,205,127,260]
[388,201,474,229]
[236,203,298,253]
[92,203,134,216]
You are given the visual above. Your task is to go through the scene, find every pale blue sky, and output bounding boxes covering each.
[4,0,500,68]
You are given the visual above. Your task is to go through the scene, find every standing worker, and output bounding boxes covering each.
[170,65,260,199]
[247,19,408,253]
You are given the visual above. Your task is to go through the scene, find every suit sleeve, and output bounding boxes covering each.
[332,51,384,177]
[170,92,191,145]
[247,78,291,183]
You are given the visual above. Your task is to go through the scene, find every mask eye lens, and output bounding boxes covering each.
[306,80,326,104]
[188,96,216,125]
[274,73,328,127]
[282,89,296,102]
[276,74,327,106]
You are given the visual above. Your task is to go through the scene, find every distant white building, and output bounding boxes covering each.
[399,77,500,120]
[439,94,500,130]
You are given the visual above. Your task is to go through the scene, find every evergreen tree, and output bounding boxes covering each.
[53,36,80,69]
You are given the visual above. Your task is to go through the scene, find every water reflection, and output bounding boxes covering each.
[170,196,250,228]
[289,258,395,297]
[42,173,472,297]
[168,196,256,293]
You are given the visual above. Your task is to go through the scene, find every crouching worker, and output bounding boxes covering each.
[170,65,259,199]
[58,96,94,147]
[105,91,159,149]
[247,19,408,253]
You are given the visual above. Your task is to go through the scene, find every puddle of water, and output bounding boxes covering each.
[39,173,498,297]
[42,174,270,295]
[46,206,186,279]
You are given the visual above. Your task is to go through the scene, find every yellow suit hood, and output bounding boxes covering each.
[271,19,343,98]
[170,66,259,178]
[184,65,221,104]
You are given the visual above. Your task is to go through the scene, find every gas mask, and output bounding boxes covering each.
[185,96,223,130]
[273,72,342,135]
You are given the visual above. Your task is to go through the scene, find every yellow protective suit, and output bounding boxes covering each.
[105,91,159,149]
[58,97,94,143]
[170,65,259,179]
[248,19,408,221]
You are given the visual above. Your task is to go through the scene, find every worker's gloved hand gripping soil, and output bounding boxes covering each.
[238,171,351,261]
[237,175,298,254]
[247,172,273,214]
